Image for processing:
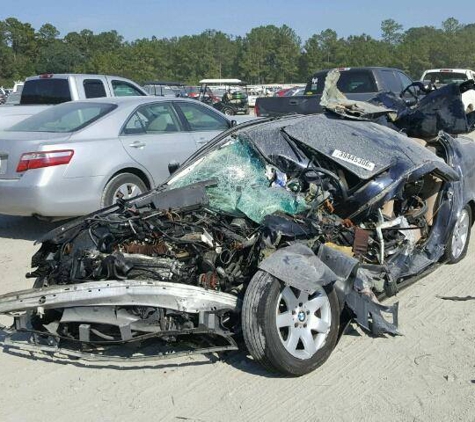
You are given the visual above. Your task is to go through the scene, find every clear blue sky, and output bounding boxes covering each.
[2,0,475,42]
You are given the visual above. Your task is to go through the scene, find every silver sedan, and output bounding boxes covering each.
[0,97,236,217]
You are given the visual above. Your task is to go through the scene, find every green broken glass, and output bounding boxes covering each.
[170,138,307,223]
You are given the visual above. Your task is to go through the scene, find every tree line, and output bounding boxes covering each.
[0,17,473,86]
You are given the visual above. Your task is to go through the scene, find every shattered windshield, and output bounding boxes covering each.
[168,137,307,223]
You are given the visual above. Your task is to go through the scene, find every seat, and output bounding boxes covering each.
[147,114,168,131]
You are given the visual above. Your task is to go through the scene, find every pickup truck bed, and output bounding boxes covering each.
[255,67,414,117]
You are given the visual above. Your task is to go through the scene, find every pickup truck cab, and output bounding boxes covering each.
[420,68,475,112]
[255,67,414,117]
[0,74,148,129]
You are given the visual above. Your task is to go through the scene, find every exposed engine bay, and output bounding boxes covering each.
[0,109,472,375]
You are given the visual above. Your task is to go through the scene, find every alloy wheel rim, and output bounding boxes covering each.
[113,183,143,202]
[451,209,470,259]
[275,285,331,360]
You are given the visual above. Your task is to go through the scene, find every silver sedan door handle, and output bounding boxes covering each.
[197,138,208,145]
[129,141,146,148]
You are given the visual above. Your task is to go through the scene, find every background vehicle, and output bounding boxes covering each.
[0,97,236,218]
[0,74,148,130]
[255,67,414,117]
[185,86,200,98]
[283,87,305,97]
[275,87,292,97]
[142,81,188,97]
[4,91,21,105]
[198,79,249,115]
[420,68,475,111]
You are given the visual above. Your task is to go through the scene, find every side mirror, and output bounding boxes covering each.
[231,119,238,127]
[168,160,180,175]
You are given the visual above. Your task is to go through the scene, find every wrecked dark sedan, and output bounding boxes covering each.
[0,113,474,377]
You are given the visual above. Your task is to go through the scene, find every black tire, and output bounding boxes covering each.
[443,204,472,264]
[221,107,235,116]
[242,271,340,377]
[101,173,147,208]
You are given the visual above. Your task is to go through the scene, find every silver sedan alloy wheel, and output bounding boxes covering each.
[451,208,471,260]
[275,285,332,360]
[113,183,143,202]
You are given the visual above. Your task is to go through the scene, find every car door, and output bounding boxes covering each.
[174,101,231,149]
[119,102,197,185]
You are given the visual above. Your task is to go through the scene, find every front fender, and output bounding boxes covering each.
[258,243,340,294]
[258,243,399,335]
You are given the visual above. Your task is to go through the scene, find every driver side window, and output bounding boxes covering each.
[176,102,229,131]
[397,72,416,95]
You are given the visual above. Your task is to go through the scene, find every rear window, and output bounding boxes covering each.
[84,79,107,98]
[20,79,72,105]
[423,72,468,85]
[8,102,117,133]
[305,70,377,95]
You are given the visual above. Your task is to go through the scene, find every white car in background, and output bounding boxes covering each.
[421,68,475,111]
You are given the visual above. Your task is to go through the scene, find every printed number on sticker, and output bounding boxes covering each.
[331,149,375,171]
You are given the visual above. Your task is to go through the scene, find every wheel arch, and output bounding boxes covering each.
[106,167,153,190]
[258,244,339,291]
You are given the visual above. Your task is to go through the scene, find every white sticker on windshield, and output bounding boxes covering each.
[331,149,375,171]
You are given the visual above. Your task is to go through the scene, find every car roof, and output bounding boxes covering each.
[71,96,188,105]
[25,74,138,81]
[64,96,230,120]
[422,69,472,74]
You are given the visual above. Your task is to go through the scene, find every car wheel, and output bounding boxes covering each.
[101,173,147,208]
[222,107,235,116]
[242,271,339,376]
[444,204,472,264]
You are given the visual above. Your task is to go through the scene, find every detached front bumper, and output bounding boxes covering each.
[0,280,240,363]
[0,279,239,314]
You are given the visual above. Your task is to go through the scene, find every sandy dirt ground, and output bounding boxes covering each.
[0,214,473,422]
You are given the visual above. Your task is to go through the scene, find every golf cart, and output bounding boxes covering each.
[198,79,249,115]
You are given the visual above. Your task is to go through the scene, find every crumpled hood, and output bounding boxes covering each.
[280,114,457,181]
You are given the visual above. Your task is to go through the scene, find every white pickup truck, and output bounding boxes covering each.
[0,74,148,129]
[420,68,475,112]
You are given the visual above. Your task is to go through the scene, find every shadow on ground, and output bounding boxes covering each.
[0,214,65,241]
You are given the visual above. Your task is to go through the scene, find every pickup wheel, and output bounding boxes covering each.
[101,173,147,208]
[242,271,339,377]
